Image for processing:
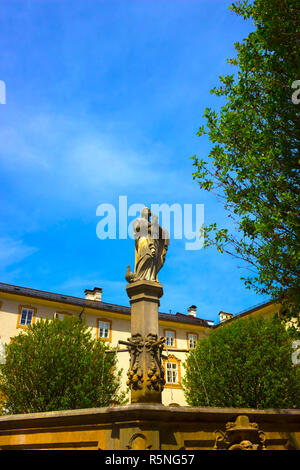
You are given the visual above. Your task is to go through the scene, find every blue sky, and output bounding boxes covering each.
[0,0,269,323]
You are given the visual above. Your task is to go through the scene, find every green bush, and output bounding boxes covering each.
[0,316,127,414]
[183,316,300,409]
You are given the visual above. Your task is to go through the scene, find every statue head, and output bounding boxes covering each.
[141,207,151,221]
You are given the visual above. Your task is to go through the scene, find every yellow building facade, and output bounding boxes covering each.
[0,282,282,406]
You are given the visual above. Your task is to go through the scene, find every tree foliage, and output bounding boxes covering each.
[192,0,300,319]
[183,316,300,409]
[0,316,127,414]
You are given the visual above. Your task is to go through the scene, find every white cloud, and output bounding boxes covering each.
[63,133,162,191]
[0,112,175,203]
[0,237,38,268]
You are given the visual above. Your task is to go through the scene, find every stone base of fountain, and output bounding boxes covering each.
[0,403,299,450]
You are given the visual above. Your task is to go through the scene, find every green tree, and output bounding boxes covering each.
[183,316,300,409]
[0,316,127,414]
[192,0,300,321]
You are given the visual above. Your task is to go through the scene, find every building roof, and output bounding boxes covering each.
[213,300,273,328]
[0,282,212,328]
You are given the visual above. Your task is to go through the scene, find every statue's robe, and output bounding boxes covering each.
[126,213,169,283]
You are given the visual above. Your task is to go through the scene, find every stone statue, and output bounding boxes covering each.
[125,207,169,283]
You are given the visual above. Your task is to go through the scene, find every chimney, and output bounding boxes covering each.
[219,311,233,323]
[84,287,102,302]
[187,305,197,317]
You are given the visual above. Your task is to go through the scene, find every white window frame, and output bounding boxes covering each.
[166,361,179,384]
[165,330,175,348]
[20,307,34,326]
[188,333,198,349]
[98,320,110,339]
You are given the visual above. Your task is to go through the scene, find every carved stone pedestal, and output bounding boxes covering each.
[126,280,165,404]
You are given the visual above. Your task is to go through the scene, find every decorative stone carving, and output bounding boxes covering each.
[126,433,152,450]
[214,415,266,450]
[126,334,144,390]
[145,334,166,392]
[126,333,165,393]
[125,207,169,283]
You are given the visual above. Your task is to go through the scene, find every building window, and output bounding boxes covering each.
[99,321,109,338]
[164,329,176,349]
[17,305,36,329]
[97,318,112,342]
[187,332,198,350]
[20,308,33,326]
[166,362,178,384]
[53,312,72,321]
[163,355,181,389]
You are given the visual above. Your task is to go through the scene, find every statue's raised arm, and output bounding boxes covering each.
[125,207,169,283]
